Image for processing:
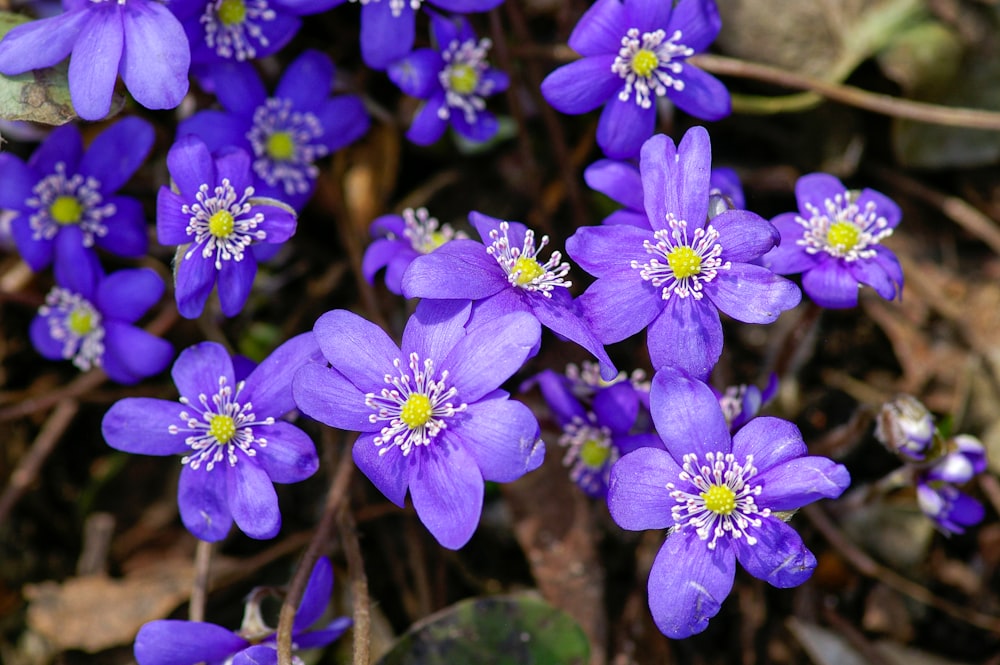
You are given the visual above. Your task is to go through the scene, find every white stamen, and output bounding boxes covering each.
[611,28,693,109]
[182,178,267,270]
[27,162,116,246]
[39,287,105,371]
[247,97,327,196]
[437,37,496,124]
[795,191,893,261]
[201,0,277,61]
[486,221,571,297]
[630,214,730,300]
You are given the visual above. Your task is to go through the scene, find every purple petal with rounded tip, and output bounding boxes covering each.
[31,123,84,175]
[312,309,401,390]
[607,447,680,531]
[648,531,735,638]
[0,155,34,210]
[452,394,542,483]
[352,432,411,507]
[242,332,322,417]
[407,97,449,145]
[627,0,674,32]
[293,557,333,631]
[646,297,722,380]
[669,0,722,51]
[578,272,663,343]
[596,96,655,160]
[669,65,731,121]
[443,312,541,403]
[847,253,901,301]
[157,188,194,244]
[402,299,471,362]
[731,416,806,473]
[0,9,87,76]
[96,196,148,258]
[360,1,415,70]
[217,254,257,317]
[410,441,483,549]
[642,128,711,232]
[167,135,215,200]
[734,517,816,588]
[177,110,251,153]
[540,56,620,114]
[102,321,173,384]
[801,261,859,309]
[102,398,188,455]
[566,223,652,277]
[96,268,163,322]
[120,1,190,110]
[68,9,124,120]
[650,366,731,463]
[171,342,233,401]
[134,620,248,665]
[317,95,370,151]
[252,422,318,483]
[857,187,902,228]
[276,49,333,109]
[388,48,443,99]
[29,315,64,361]
[79,117,153,192]
[711,210,779,262]
[794,173,846,213]
[227,458,280,539]
[707,263,801,324]
[762,213,819,274]
[593,382,640,434]
[530,292,617,380]
[584,158,643,211]
[755,457,850,510]
[178,464,233,542]
[452,109,499,144]
[175,249,218,319]
[567,0,629,56]
[231,645,276,665]
[293,363,375,431]
[401,239,508,300]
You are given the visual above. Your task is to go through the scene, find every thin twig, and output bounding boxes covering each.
[339,501,371,665]
[803,503,1000,632]
[0,398,79,523]
[189,539,214,622]
[0,370,105,422]
[276,434,356,665]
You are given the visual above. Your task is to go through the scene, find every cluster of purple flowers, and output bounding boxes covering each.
[875,395,987,534]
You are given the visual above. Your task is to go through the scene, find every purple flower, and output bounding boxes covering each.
[916,480,985,535]
[402,211,617,381]
[331,0,504,70]
[387,13,509,146]
[0,0,190,120]
[156,135,297,318]
[762,173,904,309]
[292,301,544,549]
[925,434,987,484]
[607,367,850,638]
[567,129,801,379]
[362,207,467,295]
[31,258,173,385]
[538,370,660,498]
[540,0,729,159]
[169,0,337,80]
[177,50,369,211]
[102,335,322,541]
[714,374,777,433]
[134,556,350,665]
[585,157,745,228]
[0,117,153,272]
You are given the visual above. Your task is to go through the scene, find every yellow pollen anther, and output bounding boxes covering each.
[580,439,610,468]
[217,0,247,25]
[208,210,235,238]
[702,485,736,515]
[67,308,94,335]
[50,195,83,225]
[209,414,237,444]
[667,245,701,279]
[400,394,432,429]
[513,257,545,285]
[448,64,479,95]
[266,131,295,160]
[631,49,659,78]
[827,221,860,253]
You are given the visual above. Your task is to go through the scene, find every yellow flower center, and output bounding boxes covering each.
[67,308,94,336]
[50,195,83,225]
[266,131,295,160]
[631,49,659,78]
[448,64,479,95]
[701,485,736,515]
[208,210,235,238]
[400,393,433,429]
[217,0,247,25]
[579,439,610,469]
[827,220,860,253]
[209,414,237,443]
[667,245,701,279]
[513,257,545,285]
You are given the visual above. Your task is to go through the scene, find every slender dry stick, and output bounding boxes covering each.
[0,370,105,422]
[0,398,79,523]
[189,539,214,622]
[339,502,371,665]
[276,434,356,665]
[803,503,1000,632]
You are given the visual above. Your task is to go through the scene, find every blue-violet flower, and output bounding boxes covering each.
[541,0,730,159]
[134,556,350,664]
[0,0,190,120]
[102,336,322,541]
[607,367,850,638]
[292,301,545,549]
[31,258,173,385]
[0,117,154,272]
[177,50,369,211]
[567,129,800,379]
[762,173,904,309]
[156,135,297,318]
[402,210,617,380]
[387,12,509,146]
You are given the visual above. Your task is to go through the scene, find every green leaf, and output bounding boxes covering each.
[375,592,590,665]
[0,11,123,125]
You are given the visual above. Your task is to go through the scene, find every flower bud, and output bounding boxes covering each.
[874,394,936,461]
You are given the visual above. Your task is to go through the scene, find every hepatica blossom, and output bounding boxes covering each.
[0,117,153,272]
[156,135,297,318]
[402,211,617,380]
[31,259,173,385]
[135,556,350,665]
[293,301,545,549]
[102,335,322,541]
[177,50,369,211]
[541,0,730,159]
[608,367,850,638]
[762,173,904,309]
[388,12,508,146]
[567,129,800,379]
[362,207,467,295]
[0,0,190,120]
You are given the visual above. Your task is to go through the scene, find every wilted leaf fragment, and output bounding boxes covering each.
[376,592,590,665]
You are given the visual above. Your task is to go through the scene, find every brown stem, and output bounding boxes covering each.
[189,539,214,622]
[339,502,371,665]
